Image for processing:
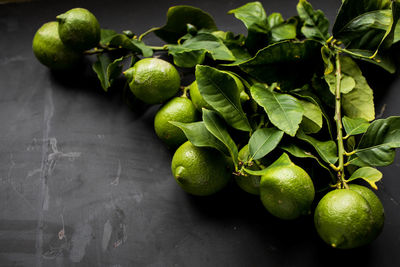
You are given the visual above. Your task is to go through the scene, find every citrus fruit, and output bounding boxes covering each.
[314,186,382,249]
[171,141,232,196]
[57,8,100,51]
[188,81,213,111]
[124,58,181,104]
[154,97,199,148]
[348,184,385,239]
[259,153,315,220]
[32,21,82,70]
[189,72,248,112]
[235,145,260,195]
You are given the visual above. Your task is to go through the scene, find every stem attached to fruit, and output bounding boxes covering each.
[334,52,348,189]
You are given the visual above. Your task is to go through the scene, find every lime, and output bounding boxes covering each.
[259,154,315,220]
[348,184,385,243]
[235,145,260,195]
[32,21,81,70]
[57,8,100,51]
[189,72,248,112]
[124,58,181,104]
[314,187,379,249]
[171,141,232,196]
[154,97,199,148]
[188,81,213,111]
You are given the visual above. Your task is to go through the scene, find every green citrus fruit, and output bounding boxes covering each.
[124,58,181,104]
[235,145,260,195]
[32,21,81,70]
[154,97,199,148]
[259,153,315,220]
[57,8,100,51]
[189,72,248,112]
[171,141,232,196]
[314,187,380,249]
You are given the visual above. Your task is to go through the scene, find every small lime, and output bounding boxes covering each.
[124,58,181,104]
[171,141,232,196]
[154,97,199,148]
[57,8,100,51]
[314,188,379,249]
[32,21,81,70]
[235,145,260,195]
[259,154,315,220]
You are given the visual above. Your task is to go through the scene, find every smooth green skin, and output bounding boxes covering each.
[154,97,199,148]
[189,73,248,112]
[314,188,376,249]
[57,8,100,51]
[125,58,181,104]
[348,184,385,243]
[32,21,81,70]
[235,145,260,195]
[260,164,315,220]
[171,141,232,196]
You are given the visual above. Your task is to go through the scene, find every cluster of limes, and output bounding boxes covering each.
[32,8,385,250]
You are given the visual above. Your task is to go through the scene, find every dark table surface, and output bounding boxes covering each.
[1,0,400,266]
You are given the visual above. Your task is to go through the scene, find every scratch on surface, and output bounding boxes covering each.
[376,104,387,119]
[101,220,113,251]
[110,160,122,186]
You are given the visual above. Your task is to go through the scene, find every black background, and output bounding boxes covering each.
[1,0,400,266]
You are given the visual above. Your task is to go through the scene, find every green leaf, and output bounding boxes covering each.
[346,49,396,74]
[228,1,269,51]
[100,29,118,46]
[333,0,400,54]
[202,109,239,168]
[195,65,252,132]
[167,32,235,68]
[107,34,153,57]
[280,143,331,171]
[169,121,228,155]
[268,13,297,42]
[248,127,284,160]
[324,73,356,94]
[296,130,338,164]
[154,5,217,43]
[340,57,375,121]
[237,40,321,88]
[342,116,370,137]
[298,99,323,134]
[244,152,293,176]
[92,54,124,91]
[296,0,330,41]
[346,167,383,190]
[250,83,304,137]
[356,116,400,166]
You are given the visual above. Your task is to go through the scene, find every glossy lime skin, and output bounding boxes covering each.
[314,188,377,249]
[171,141,232,196]
[348,184,385,243]
[154,97,198,148]
[260,164,315,220]
[57,8,100,51]
[32,21,81,70]
[125,58,181,104]
[235,145,260,195]
[189,81,213,112]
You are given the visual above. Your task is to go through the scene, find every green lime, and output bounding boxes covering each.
[154,97,199,148]
[188,81,213,111]
[171,141,232,196]
[235,145,260,195]
[124,58,181,104]
[314,188,378,249]
[348,184,385,243]
[32,21,81,70]
[189,72,248,112]
[259,155,315,220]
[57,8,100,51]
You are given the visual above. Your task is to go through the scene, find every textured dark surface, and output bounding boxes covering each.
[0,0,400,266]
